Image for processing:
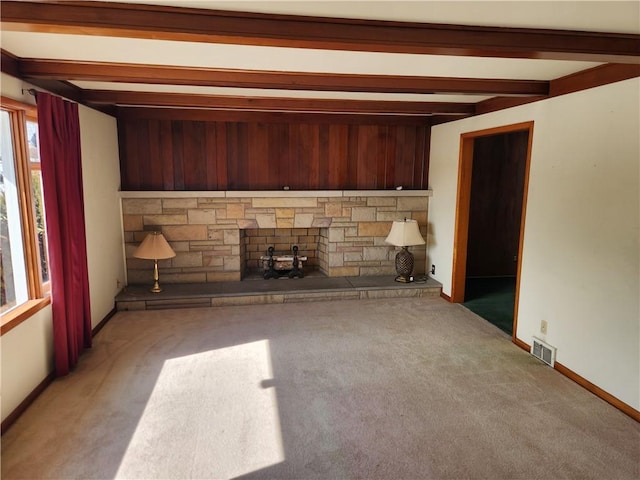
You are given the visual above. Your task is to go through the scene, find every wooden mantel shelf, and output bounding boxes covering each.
[119,190,433,199]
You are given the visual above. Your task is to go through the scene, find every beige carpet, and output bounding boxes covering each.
[2,297,639,479]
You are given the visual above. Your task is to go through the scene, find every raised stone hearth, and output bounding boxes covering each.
[116,276,443,311]
[122,190,431,284]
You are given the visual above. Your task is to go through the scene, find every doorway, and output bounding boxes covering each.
[451,122,533,340]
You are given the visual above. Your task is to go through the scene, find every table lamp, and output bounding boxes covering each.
[133,232,176,292]
[385,219,425,283]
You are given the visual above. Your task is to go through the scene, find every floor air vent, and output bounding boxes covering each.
[531,337,556,367]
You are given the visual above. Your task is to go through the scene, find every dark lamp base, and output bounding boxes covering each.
[395,274,414,283]
[394,247,415,283]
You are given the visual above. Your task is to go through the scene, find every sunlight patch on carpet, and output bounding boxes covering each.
[115,340,284,479]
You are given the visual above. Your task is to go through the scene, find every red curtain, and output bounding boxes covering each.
[37,92,92,376]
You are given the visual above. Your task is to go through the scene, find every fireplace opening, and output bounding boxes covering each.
[240,228,326,279]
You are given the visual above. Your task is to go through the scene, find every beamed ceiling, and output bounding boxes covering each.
[1,0,639,123]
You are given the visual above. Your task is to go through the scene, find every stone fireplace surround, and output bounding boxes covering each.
[122,190,431,285]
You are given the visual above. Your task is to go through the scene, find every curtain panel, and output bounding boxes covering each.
[37,92,92,376]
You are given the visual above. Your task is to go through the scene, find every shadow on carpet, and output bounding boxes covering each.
[463,276,516,335]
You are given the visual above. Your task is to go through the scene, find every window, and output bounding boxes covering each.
[1,97,50,333]
[26,118,49,285]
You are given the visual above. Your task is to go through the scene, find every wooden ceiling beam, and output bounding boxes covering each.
[549,63,640,97]
[1,49,20,78]
[475,63,640,115]
[0,49,85,105]
[18,59,548,96]
[2,1,639,63]
[83,90,475,115]
[116,106,432,126]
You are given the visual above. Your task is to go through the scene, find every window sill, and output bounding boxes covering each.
[1,297,51,336]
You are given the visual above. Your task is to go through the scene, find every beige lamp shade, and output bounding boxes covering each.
[134,232,176,260]
[385,219,425,247]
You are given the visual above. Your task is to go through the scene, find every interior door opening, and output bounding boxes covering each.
[451,122,533,340]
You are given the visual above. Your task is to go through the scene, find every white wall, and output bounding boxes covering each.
[1,307,54,421]
[79,106,126,326]
[0,74,124,422]
[1,74,54,422]
[428,78,640,410]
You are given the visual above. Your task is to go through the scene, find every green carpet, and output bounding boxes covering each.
[463,277,516,335]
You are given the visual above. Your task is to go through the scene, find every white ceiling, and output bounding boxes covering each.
[93,0,640,33]
[0,31,604,79]
[1,1,638,114]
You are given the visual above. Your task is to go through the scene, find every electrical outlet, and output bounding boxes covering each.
[540,320,548,335]
[431,264,436,274]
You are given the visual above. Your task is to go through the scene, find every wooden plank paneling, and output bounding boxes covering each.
[159,120,174,190]
[171,121,185,190]
[214,123,228,190]
[356,125,380,189]
[328,125,348,189]
[290,124,308,190]
[225,122,239,190]
[118,117,430,191]
[204,122,217,189]
[346,125,360,190]
[136,120,151,189]
[298,124,320,190]
[147,119,163,189]
[117,120,130,188]
[466,131,528,277]
[317,124,330,189]
[420,126,431,189]
[384,125,397,189]
[122,120,142,189]
[392,126,417,189]
[413,126,428,190]
[268,123,289,189]
[183,121,207,189]
[247,122,269,189]
[236,123,249,189]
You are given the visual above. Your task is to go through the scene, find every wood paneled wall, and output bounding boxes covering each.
[117,117,430,191]
[466,130,528,277]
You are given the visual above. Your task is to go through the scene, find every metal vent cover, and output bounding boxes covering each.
[531,337,557,367]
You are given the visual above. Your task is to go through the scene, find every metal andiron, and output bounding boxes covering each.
[263,246,279,279]
[261,245,307,279]
[289,245,303,279]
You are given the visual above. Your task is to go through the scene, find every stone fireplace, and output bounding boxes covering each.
[122,190,431,284]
